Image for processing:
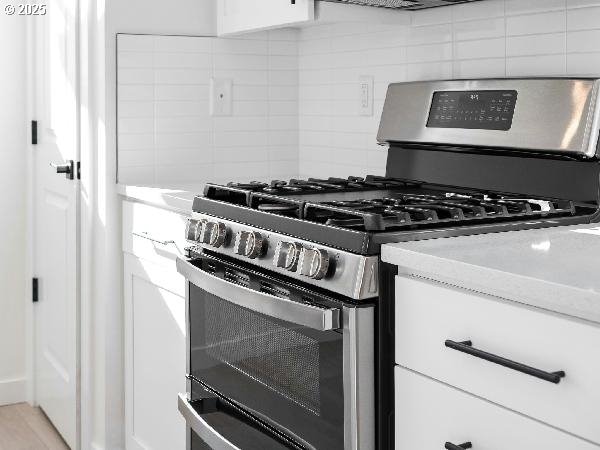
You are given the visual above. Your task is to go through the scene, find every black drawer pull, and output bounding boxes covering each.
[445,340,566,384]
[445,443,472,450]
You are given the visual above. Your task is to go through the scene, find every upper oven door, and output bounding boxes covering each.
[177,253,356,450]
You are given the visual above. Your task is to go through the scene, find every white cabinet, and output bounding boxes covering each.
[216,0,314,36]
[123,200,188,450]
[395,367,599,450]
[394,275,600,444]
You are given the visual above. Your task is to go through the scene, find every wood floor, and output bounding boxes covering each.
[0,403,69,450]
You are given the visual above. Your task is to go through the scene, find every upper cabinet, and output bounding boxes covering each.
[217,0,315,36]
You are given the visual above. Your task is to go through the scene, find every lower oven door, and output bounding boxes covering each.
[177,253,375,450]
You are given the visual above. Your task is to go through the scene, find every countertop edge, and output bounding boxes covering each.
[117,184,195,215]
[381,244,600,325]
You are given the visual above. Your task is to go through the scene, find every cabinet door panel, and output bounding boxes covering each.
[124,254,186,450]
[395,367,598,450]
[217,0,314,36]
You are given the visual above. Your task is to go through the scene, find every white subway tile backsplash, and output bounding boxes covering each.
[119,2,600,186]
[211,38,269,55]
[118,33,299,184]
[567,0,600,8]
[506,54,566,75]
[567,29,600,53]
[118,133,154,151]
[154,69,211,85]
[155,164,214,183]
[156,116,211,134]
[156,148,212,165]
[407,61,453,80]
[454,38,504,59]
[453,18,506,41]
[118,101,154,118]
[297,0,600,179]
[213,69,270,85]
[154,85,208,101]
[118,69,154,85]
[406,24,453,45]
[118,117,154,134]
[269,40,299,56]
[118,165,155,184]
[406,42,453,63]
[118,149,154,167]
[506,33,566,56]
[506,11,566,36]
[213,54,269,70]
[567,5,600,29]
[155,132,211,150]
[568,52,600,74]
[153,36,212,53]
[505,0,566,16]
[410,6,452,27]
[118,85,154,101]
[452,0,505,22]
[233,85,269,101]
[155,101,207,117]
[153,52,212,69]
[117,52,153,68]
[233,101,269,116]
[453,58,506,78]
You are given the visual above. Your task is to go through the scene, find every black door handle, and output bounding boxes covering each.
[445,442,472,450]
[445,340,566,384]
[50,160,75,180]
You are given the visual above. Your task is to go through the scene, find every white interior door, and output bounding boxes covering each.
[32,0,80,448]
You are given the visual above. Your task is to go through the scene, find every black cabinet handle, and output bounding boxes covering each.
[445,340,566,384]
[445,443,472,450]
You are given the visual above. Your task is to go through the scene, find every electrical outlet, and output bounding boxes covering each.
[358,75,374,117]
[210,78,233,116]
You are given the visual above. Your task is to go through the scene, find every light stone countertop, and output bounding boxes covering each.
[117,184,204,214]
[382,224,600,324]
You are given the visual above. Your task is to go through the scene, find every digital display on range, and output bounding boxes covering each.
[427,90,518,131]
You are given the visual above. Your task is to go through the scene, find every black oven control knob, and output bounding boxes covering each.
[298,248,330,280]
[185,218,205,242]
[234,231,266,259]
[273,241,302,271]
[200,221,228,248]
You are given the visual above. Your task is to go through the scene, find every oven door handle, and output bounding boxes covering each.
[176,257,341,331]
[178,393,240,450]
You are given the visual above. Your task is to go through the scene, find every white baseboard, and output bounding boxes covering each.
[0,377,26,406]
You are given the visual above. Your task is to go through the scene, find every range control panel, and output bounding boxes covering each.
[427,90,517,131]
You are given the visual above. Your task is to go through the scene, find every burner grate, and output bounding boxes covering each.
[203,176,578,232]
[303,192,576,231]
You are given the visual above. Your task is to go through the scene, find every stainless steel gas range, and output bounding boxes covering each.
[177,78,600,450]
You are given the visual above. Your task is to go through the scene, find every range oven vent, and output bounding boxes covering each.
[319,0,482,9]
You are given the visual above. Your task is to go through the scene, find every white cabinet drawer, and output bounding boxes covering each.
[395,275,600,444]
[122,200,189,267]
[395,367,599,450]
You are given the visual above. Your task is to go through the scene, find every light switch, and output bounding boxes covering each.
[210,78,233,116]
[358,75,374,116]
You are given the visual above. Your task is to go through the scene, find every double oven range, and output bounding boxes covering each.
[176,78,600,450]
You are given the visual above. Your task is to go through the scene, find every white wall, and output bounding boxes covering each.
[297,0,600,178]
[0,11,26,405]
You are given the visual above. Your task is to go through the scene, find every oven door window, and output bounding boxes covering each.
[188,281,344,450]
